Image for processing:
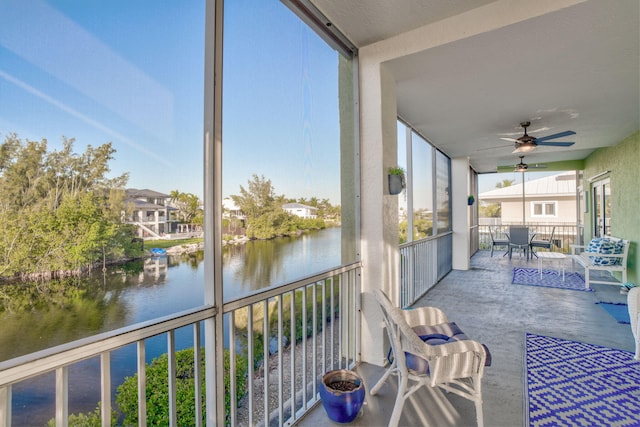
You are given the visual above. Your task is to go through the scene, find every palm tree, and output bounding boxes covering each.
[495,179,515,189]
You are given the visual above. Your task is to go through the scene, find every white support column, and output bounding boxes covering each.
[451,157,471,270]
[0,385,11,427]
[100,352,111,427]
[359,57,400,366]
[154,210,160,234]
[137,341,147,427]
[55,367,68,427]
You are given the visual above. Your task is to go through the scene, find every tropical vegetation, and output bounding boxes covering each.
[170,190,204,226]
[0,134,141,280]
[116,348,248,426]
[230,174,338,240]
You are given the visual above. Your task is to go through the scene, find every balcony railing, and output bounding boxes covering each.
[399,232,453,308]
[0,263,361,426]
[478,223,579,253]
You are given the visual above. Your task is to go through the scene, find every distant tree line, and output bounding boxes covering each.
[230,174,340,240]
[0,134,141,280]
[0,135,340,279]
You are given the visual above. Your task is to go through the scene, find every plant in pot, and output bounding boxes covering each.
[388,166,406,195]
[468,195,475,206]
[319,369,365,423]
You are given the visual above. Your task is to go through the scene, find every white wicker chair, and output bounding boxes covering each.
[370,289,488,427]
[628,287,640,360]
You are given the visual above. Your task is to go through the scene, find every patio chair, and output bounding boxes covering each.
[530,226,556,258]
[489,226,509,257]
[508,226,530,260]
[370,289,488,427]
[629,286,640,360]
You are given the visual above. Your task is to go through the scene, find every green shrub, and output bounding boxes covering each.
[116,348,248,426]
[47,403,116,427]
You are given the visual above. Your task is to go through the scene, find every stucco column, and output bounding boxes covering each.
[154,210,160,234]
[359,57,400,366]
[451,157,471,270]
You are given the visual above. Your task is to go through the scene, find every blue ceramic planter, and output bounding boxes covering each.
[319,369,365,423]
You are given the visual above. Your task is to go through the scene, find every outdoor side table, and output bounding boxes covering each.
[537,252,567,281]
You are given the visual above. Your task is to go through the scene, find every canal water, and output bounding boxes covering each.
[1,227,341,425]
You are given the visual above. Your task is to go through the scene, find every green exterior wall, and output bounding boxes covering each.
[582,131,640,285]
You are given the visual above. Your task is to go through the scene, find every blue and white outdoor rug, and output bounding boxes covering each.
[512,267,591,291]
[525,333,640,427]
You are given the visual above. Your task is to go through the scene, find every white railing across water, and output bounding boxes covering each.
[0,262,361,427]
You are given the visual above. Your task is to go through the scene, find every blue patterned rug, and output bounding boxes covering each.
[512,267,591,291]
[525,333,640,426]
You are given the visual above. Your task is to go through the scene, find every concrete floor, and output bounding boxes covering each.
[296,250,634,427]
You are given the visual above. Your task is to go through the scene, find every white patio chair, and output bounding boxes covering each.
[629,287,640,360]
[370,289,488,427]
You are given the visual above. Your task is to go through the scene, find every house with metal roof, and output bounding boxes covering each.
[124,189,177,238]
[479,172,578,225]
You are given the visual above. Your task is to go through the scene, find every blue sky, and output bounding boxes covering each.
[222,1,340,203]
[0,0,341,204]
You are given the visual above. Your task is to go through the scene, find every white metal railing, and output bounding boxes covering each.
[0,263,361,427]
[478,223,579,253]
[222,262,361,426]
[399,232,453,308]
[0,306,214,427]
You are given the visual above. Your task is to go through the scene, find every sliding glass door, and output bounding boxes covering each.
[592,178,611,237]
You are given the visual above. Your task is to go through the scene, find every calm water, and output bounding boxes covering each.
[2,227,341,425]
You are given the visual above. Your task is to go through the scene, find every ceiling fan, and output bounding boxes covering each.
[514,156,547,172]
[502,121,575,153]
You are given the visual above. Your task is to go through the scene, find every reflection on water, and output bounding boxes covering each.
[0,228,341,361]
[223,227,342,300]
[0,255,202,362]
[1,227,341,425]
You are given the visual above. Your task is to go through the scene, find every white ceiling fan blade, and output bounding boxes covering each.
[477,143,512,151]
[500,137,519,142]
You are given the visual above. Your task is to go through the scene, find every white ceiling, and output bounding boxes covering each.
[310,0,640,173]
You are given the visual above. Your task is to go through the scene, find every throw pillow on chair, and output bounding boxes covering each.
[387,322,492,373]
[588,238,624,266]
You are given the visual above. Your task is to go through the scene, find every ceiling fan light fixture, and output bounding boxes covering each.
[513,142,536,153]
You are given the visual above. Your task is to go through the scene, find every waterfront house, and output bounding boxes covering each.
[1,1,638,426]
[222,197,245,220]
[282,202,318,219]
[124,189,177,239]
